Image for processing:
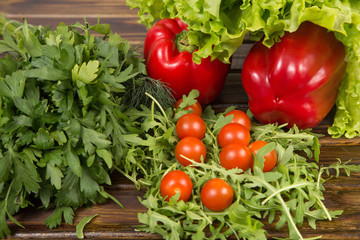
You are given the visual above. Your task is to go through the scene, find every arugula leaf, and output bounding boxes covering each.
[120,96,360,240]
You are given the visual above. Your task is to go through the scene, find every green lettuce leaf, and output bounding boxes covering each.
[127,0,356,63]
[329,23,360,138]
[127,0,360,138]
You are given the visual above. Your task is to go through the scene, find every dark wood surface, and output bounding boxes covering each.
[1,1,360,239]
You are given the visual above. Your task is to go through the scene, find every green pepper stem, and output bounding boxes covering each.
[175,30,197,53]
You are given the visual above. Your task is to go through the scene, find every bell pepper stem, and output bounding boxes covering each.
[175,30,197,53]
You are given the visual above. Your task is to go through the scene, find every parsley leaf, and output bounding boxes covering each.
[72,60,99,84]
[0,16,174,237]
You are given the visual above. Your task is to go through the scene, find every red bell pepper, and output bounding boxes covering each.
[144,18,231,105]
[241,22,347,129]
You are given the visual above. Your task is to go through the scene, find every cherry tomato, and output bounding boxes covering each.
[225,110,251,131]
[219,143,253,171]
[200,178,234,212]
[160,170,193,202]
[175,137,207,166]
[217,123,250,148]
[176,113,206,139]
[174,98,202,116]
[248,140,277,172]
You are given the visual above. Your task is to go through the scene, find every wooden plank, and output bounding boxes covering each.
[1,0,135,17]
[6,141,360,239]
[6,175,360,240]
[1,0,360,239]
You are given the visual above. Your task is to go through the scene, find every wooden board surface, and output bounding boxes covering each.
[1,1,360,239]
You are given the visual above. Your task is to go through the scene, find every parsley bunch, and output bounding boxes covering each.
[124,91,360,240]
[0,17,173,237]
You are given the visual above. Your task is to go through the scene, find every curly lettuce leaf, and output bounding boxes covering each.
[329,23,360,138]
[127,0,360,138]
[127,0,355,62]
[126,0,247,63]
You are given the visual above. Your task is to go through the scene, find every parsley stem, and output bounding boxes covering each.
[4,180,14,204]
[102,192,124,208]
[3,180,25,229]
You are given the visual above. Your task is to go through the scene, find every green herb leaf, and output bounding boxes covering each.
[0,201,11,238]
[72,60,99,84]
[65,143,82,177]
[76,214,99,239]
[46,164,64,190]
[44,207,66,229]
[22,19,43,58]
[0,16,174,238]
[0,71,26,98]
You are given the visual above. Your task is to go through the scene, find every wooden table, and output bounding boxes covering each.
[1,1,360,239]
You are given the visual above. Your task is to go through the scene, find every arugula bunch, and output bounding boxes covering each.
[123,91,360,240]
[126,0,360,138]
[0,17,173,237]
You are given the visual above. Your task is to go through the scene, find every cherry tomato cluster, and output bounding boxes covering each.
[175,112,207,166]
[160,100,278,212]
[219,110,276,173]
[173,99,207,167]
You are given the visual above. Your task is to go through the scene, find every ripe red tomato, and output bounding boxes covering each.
[160,170,193,202]
[217,123,250,148]
[248,140,277,172]
[175,137,207,166]
[176,113,206,139]
[219,143,253,171]
[200,178,234,212]
[174,98,202,116]
[225,110,251,131]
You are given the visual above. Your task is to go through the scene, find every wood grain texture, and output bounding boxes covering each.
[1,0,360,239]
